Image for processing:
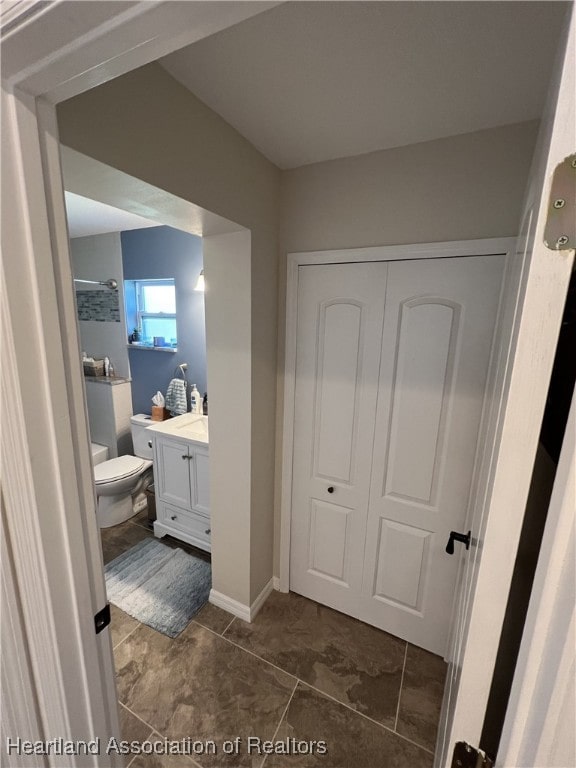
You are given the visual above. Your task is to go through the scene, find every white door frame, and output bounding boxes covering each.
[2,0,574,763]
[1,0,279,755]
[497,386,575,768]
[436,6,574,762]
[279,237,516,592]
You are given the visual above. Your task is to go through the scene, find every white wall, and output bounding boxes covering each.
[275,120,539,573]
[70,232,130,379]
[58,65,539,599]
[280,121,539,254]
[203,231,252,605]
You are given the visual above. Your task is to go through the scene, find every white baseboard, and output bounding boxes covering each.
[273,575,290,593]
[250,578,274,620]
[209,589,251,622]
[209,578,274,623]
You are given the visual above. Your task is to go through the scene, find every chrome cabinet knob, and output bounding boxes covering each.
[148,440,153,448]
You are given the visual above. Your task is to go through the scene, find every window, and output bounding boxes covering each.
[126,278,178,348]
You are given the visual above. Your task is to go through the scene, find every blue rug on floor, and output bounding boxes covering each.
[104,538,211,638]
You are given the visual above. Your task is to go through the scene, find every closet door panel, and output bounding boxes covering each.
[289,262,388,615]
[362,255,505,654]
[384,300,457,505]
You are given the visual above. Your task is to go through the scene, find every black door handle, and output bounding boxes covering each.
[446,530,471,555]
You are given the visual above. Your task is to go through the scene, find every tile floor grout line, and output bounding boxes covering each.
[260,679,299,768]
[298,678,435,757]
[112,621,142,651]
[191,622,300,684]
[123,729,157,768]
[190,613,235,638]
[117,700,159,738]
[394,641,409,732]
[222,615,236,635]
[108,570,436,761]
[132,727,203,768]
[129,519,151,532]
[189,622,434,756]
[157,733,204,768]
[123,727,154,768]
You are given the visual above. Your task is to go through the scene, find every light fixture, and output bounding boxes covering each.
[194,269,205,292]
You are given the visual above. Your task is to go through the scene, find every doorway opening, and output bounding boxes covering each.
[59,142,252,623]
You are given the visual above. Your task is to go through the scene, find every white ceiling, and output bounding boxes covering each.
[160,1,568,169]
[65,192,160,238]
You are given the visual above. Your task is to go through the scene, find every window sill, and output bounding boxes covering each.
[127,344,178,353]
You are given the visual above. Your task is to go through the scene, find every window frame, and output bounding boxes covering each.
[132,278,178,346]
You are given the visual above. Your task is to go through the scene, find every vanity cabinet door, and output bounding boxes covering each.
[191,447,210,517]
[155,436,192,510]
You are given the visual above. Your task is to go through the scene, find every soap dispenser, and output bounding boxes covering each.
[190,384,201,414]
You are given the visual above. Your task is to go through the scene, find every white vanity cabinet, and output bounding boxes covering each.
[146,416,211,552]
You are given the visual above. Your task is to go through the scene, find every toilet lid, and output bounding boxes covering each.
[94,455,147,485]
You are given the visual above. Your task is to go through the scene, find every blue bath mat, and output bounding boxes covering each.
[104,538,211,638]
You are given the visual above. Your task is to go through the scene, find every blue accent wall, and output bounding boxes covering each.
[121,226,205,415]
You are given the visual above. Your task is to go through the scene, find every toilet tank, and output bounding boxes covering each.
[130,414,154,459]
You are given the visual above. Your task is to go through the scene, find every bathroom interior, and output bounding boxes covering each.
[67,194,214,571]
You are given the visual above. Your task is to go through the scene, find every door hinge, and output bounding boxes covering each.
[544,153,576,252]
[94,603,111,634]
[451,742,495,768]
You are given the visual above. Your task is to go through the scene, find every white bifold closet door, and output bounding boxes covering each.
[290,255,505,655]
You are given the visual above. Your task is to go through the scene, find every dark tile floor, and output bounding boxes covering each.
[101,517,446,768]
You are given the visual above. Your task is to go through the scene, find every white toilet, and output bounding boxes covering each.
[94,414,154,528]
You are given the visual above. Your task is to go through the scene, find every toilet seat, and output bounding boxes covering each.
[94,455,147,486]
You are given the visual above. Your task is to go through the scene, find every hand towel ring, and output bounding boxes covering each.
[174,363,188,386]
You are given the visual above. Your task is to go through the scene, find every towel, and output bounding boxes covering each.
[165,379,187,416]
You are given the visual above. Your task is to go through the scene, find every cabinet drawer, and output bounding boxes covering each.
[158,502,211,542]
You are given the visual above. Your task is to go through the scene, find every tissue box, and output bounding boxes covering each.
[151,406,170,421]
[83,359,104,377]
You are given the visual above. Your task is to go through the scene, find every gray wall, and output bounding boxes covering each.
[122,225,205,415]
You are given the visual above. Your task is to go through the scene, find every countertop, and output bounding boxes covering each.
[145,414,209,446]
[84,376,131,386]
